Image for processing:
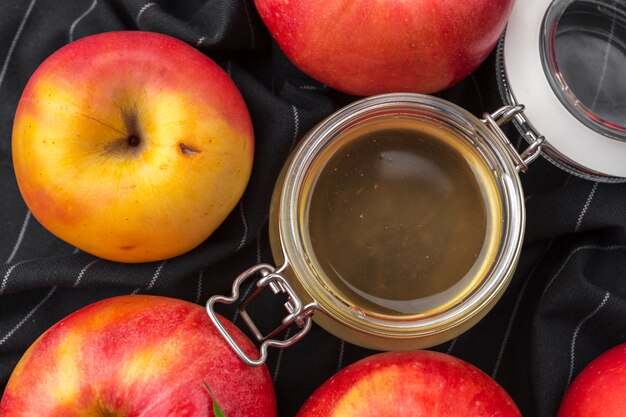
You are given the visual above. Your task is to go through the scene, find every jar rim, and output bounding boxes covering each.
[276,93,525,340]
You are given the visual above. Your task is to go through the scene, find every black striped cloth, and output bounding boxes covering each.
[1,1,625,416]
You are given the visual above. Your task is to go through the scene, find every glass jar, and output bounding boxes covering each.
[207,0,626,366]
[207,94,534,365]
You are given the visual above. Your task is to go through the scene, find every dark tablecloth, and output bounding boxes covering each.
[1,1,625,416]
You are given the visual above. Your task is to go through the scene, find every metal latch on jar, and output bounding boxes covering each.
[482,104,545,173]
[206,263,315,366]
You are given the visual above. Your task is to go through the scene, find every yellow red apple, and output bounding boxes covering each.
[0,295,276,417]
[12,31,254,262]
[254,0,514,96]
[557,343,626,417]
[296,351,521,417]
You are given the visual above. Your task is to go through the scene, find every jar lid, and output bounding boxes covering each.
[500,0,626,180]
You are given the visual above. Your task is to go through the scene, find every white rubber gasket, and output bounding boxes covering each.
[504,0,626,178]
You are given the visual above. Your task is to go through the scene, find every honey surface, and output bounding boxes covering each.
[306,118,500,315]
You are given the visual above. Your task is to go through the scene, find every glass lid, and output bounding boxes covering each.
[502,0,626,180]
[542,0,626,141]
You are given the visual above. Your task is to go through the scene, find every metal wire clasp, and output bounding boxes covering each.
[482,104,545,173]
[206,263,315,366]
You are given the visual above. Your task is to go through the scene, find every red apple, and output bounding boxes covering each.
[254,0,514,96]
[296,351,521,417]
[0,295,276,417]
[12,31,254,262]
[557,343,626,417]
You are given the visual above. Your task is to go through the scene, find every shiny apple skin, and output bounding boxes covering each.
[254,0,514,96]
[296,351,521,417]
[12,31,254,262]
[558,343,626,417]
[0,295,276,417]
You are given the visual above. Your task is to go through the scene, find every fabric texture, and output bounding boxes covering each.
[1,1,625,416]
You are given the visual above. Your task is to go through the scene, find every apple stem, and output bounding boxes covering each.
[202,381,228,417]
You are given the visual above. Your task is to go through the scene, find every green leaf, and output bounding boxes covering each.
[203,381,228,417]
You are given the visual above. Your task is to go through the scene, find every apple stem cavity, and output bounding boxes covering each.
[103,107,147,157]
[127,134,141,147]
[122,108,143,146]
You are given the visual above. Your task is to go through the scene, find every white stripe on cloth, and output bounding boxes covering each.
[232,231,265,323]
[236,202,248,251]
[132,260,167,294]
[492,237,556,378]
[290,104,300,151]
[232,277,254,324]
[491,274,532,379]
[575,182,599,232]
[195,36,206,48]
[446,337,458,355]
[136,2,158,23]
[146,260,166,290]
[0,258,98,343]
[195,269,204,304]
[541,245,626,299]
[299,85,324,91]
[0,259,30,296]
[0,286,57,346]
[272,327,291,382]
[0,258,97,347]
[337,339,345,371]
[73,259,100,287]
[566,291,611,388]
[232,233,263,323]
[6,211,31,264]
[256,231,262,263]
[0,0,37,90]
[241,0,255,49]
[470,73,485,118]
[68,0,98,43]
